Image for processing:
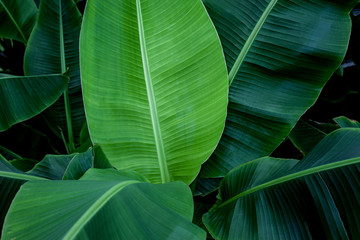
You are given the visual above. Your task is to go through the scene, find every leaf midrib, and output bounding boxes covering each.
[136,0,170,183]
[218,156,360,208]
[0,171,48,181]
[228,0,278,85]
[0,0,28,44]
[62,180,140,240]
[58,0,74,152]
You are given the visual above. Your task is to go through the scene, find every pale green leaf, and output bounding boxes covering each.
[80,0,228,184]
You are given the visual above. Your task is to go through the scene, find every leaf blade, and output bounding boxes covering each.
[201,0,358,177]
[80,0,228,184]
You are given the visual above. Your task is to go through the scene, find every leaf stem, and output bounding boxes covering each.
[136,0,170,183]
[59,1,74,152]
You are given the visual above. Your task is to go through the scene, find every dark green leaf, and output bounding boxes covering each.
[201,0,358,177]
[28,153,77,180]
[0,0,37,44]
[24,0,85,144]
[289,119,339,155]
[204,129,360,239]
[62,148,93,180]
[10,158,37,172]
[0,146,21,160]
[334,116,360,128]
[0,74,68,131]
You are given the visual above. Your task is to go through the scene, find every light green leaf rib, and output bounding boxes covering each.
[136,0,169,183]
[204,128,360,239]
[2,180,205,239]
[24,0,84,145]
[228,0,278,84]
[63,180,139,240]
[80,0,228,184]
[0,172,47,181]
[219,156,360,208]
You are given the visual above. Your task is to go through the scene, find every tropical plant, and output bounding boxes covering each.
[0,0,360,239]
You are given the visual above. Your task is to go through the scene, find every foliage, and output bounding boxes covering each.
[0,0,359,239]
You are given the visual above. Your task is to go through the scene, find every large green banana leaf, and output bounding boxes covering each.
[2,170,206,240]
[24,0,85,147]
[200,0,359,177]
[203,128,360,239]
[80,0,228,184]
[0,73,68,131]
[0,0,37,44]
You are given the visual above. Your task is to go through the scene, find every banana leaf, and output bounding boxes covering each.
[24,0,85,146]
[0,146,21,160]
[28,146,113,180]
[10,158,38,172]
[334,116,360,128]
[0,154,46,234]
[289,119,339,155]
[0,73,68,131]
[2,170,206,240]
[80,0,228,184]
[203,128,360,239]
[201,0,359,177]
[289,116,359,155]
[0,0,37,44]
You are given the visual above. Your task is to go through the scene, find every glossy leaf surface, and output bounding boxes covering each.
[204,129,360,239]
[201,0,358,177]
[0,0,37,43]
[0,74,68,131]
[80,0,228,184]
[2,179,205,239]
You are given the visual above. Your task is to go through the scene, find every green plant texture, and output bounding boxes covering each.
[0,0,360,239]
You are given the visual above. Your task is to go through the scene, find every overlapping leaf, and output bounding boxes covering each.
[204,129,360,239]
[201,0,359,177]
[0,73,68,131]
[28,146,113,180]
[80,0,228,184]
[24,0,85,145]
[2,172,205,240]
[289,119,339,155]
[0,155,46,234]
